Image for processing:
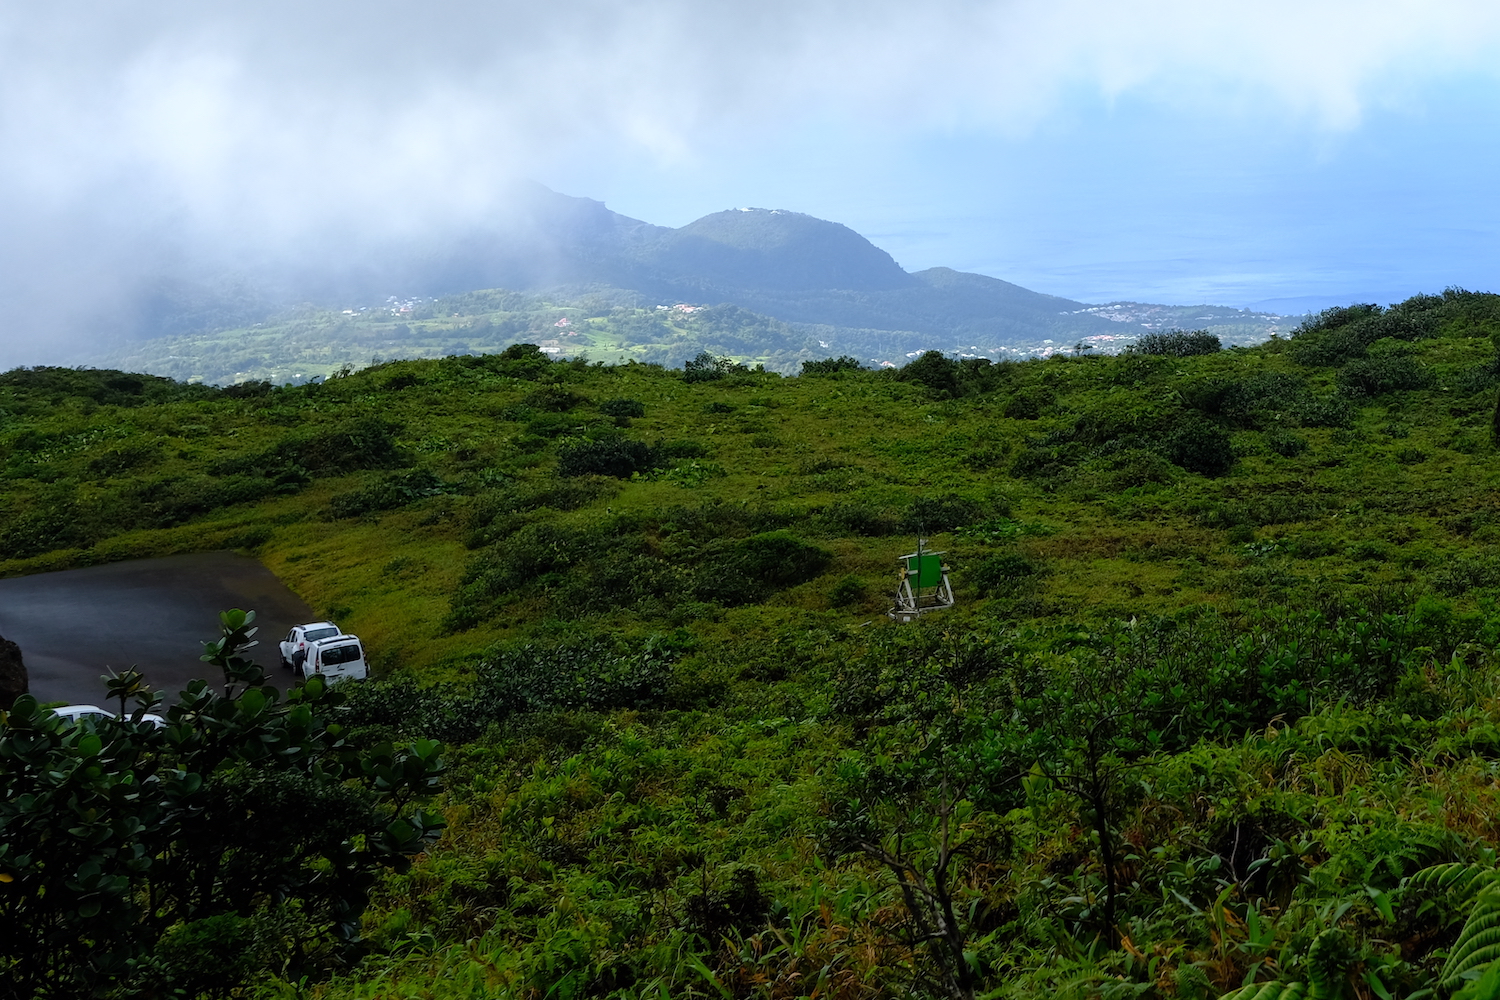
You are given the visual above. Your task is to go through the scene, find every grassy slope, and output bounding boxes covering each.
[5,296,1500,997]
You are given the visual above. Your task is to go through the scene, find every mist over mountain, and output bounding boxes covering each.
[117,183,1232,359]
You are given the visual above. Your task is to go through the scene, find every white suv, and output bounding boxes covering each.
[302,635,368,684]
[52,705,167,728]
[279,621,342,671]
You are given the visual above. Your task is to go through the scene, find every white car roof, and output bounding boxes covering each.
[310,634,361,647]
[295,621,340,632]
[52,705,167,728]
[54,704,106,720]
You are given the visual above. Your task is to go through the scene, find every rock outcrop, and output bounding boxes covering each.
[0,635,28,710]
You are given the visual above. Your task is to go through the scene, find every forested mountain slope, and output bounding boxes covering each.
[5,289,1500,997]
[108,185,1282,368]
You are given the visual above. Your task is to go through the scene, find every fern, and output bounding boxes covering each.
[1218,983,1308,1000]
[1441,888,1500,991]
[1402,862,1500,929]
[1452,957,1500,1000]
[1219,929,1355,1000]
[1176,964,1214,1000]
[1305,928,1355,998]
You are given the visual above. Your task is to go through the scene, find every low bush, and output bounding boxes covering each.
[328,470,455,519]
[1338,354,1431,397]
[1267,430,1309,457]
[1003,388,1052,419]
[1289,301,1442,366]
[597,398,645,418]
[0,366,213,406]
[968,552,1042,596]
[801,356,864,375]
[1165,422,1236,476]
[815,501,900,537]
[1186,372,1312,428]
[272,418,407,475]
[694,531,833,605]
[522,385,585,412]
[557,438,655,478]
[1127,329,1222,357]
[901,493,985,533]
[86,442,160,476]
[897,351,961,397]
[683,352,742,383]
[1432,554,1500,596]
[828,574,868,607]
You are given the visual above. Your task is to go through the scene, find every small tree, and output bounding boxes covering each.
[851,770,981,1000]
[0,609,445,998]
[683,352,742,383]
[978,651,1169,940]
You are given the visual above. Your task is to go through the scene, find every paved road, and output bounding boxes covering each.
[0,551,317,706]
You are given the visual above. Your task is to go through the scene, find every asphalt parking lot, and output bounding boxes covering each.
[0,551,317,706]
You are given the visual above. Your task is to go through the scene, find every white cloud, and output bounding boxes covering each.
[0,0,1498,361]
[4,1,1498,227]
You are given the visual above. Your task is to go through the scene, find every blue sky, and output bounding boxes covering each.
[554,72,1500,311]
[3,1,1500,362]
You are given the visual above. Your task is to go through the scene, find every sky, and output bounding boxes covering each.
[3,0,1500,364]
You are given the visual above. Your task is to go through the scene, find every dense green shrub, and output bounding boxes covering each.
[342,635,694,743]
[597,397,645,418]
[1165,422,1236,476]
[1009,438,1070,480]
[1096,447,1177,487]
[1337,354,1431,396]
[520,412,586,438]
[85,442,159,476]
[1432,554,1500,595]
[653,439,710,461]
[828,574,868,607]
[133,474,284,528]
[897,351,961,397]
[1185,372,1312,428]
[220,379,274,399]
[0,502,83,558]
[522,385,585,412]
[0,611,443,998]
[1003,387,1052,419]
[801,356,864,375]
[1127,329,1222,356]
[901,493,986,533]
[814,500,899,536]
[1295,394,1355,428]
[0,365,215,406]
[1289,298,1443,366]
[557,438,655,478]
[328,470,455,519]
[694,531,832,605]
[490,343,554,379]
[1183,372,1349,430]
[1266,430,1309,457]
[683,352,742,383]
[968,552,1041,596]
[272,418,407,474]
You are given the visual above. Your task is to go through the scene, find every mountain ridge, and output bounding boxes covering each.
[114,184,1284,357]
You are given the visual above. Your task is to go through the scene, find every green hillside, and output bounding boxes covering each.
[87,283,1287,389]
[90,290,827,386]
[7,288,1500,997]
